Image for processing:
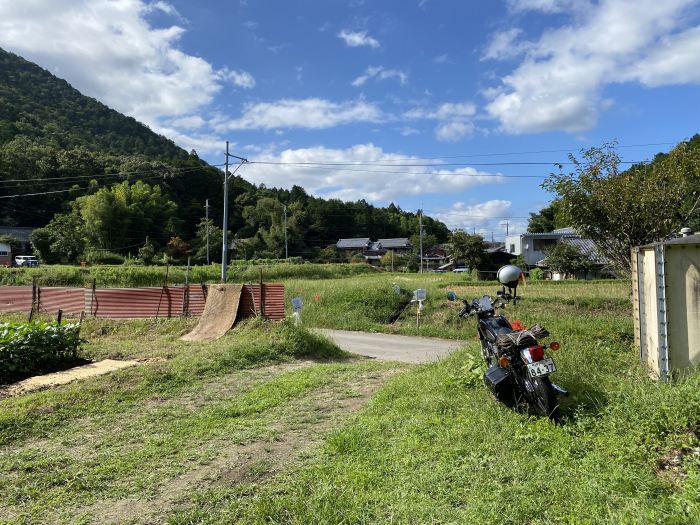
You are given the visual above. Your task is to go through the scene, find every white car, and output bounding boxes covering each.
[452,267,469,273]
[15,255,39,267]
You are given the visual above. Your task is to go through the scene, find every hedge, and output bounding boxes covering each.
[0,321,84,384]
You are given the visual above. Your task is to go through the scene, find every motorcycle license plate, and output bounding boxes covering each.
[527,358,556,378]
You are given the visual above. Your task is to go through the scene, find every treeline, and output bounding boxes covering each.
[1,139,449,263]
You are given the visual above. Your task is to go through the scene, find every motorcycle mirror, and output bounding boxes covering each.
[447,291,457,301]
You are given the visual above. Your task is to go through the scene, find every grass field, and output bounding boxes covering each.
[1,272,699,524]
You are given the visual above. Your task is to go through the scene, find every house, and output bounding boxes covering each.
[0,226,35,253]
[376,238,412,252]
[505,228,576,266]
[336,238,371,252]
[0,242,11,266]
[537,236,613,280]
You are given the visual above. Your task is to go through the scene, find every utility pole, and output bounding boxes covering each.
[205,199,210,265]
[283,204,288,260]
[505,221,509,237]
[221,141,248,282]
[419,210,423,273]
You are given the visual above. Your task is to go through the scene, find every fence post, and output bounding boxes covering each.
[56,309,63,325]
[259,267,265,319]
[28,277,37,321]
[91,278,97,317]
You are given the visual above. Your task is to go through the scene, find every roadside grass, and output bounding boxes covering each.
[174,350,700,524]
[0,315,405,523]
[0,262,378,287]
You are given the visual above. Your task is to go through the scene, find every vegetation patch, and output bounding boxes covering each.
[0,321,86,384]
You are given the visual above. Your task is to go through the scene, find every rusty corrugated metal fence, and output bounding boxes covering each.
[0,284,285,321]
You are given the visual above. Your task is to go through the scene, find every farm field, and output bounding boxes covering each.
[1,271,699,524]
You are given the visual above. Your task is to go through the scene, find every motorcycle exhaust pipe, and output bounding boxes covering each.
[550,383,569,397]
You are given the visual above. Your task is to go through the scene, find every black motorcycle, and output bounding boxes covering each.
[447,287,567,421]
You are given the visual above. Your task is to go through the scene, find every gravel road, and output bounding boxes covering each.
[317,329,464,364]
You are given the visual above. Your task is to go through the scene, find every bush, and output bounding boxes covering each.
[83,249,125,265]
[0,321,84,384]
[529,267,544,280]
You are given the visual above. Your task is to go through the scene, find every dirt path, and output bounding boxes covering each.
[83,363,399,524]
[0,359,139,397]
[317,328,464,363]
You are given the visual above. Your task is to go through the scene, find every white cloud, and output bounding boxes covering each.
[507,0,587,13]
[221,68,256,89]
[223,98,384,130]
[351,66,408,86]
[167,115,206,129]
[482,28,526,61]
[433,54,450,64]
[484,0,700,134]
[0,0,233,130]
[244,144,504,202]
[435,121,474,141]
[431,200,515,232]
[405,102,477,141]
[337,29,380,48]
[399,126,420,136]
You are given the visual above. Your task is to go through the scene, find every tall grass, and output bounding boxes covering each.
[0,262,380,287]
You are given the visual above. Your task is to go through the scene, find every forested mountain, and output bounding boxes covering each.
[0,48,449,261]
[0,48,185,158]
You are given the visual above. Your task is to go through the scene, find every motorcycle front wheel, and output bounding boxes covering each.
[523,375,560,421]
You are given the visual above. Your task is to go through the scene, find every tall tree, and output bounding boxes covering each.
[450,231,487,270]
[543,141,700,275]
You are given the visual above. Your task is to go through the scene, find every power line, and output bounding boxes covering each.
[0,172,176,199]
[0,164,224,185]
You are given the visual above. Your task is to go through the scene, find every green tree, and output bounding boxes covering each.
[75,180,177,251]
[543,242,593,275]
[527,201,566,233]
[194,218,224,263]
[30,212,86,263]
[449,231,487,270]
[138,239,155,265]
[543,141,700,275]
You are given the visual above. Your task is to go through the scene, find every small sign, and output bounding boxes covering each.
[413,288,427,302]
[291,297,303,312]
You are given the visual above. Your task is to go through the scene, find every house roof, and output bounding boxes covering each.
[0,227,35,243]
[377,238,411,249]
[337,238,371,249]
[561,236,610,265]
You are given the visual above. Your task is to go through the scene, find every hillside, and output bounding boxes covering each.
[0,49,449,260]
[0,47,186,159]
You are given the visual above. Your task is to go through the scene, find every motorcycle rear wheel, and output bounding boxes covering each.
[524,376,560,421]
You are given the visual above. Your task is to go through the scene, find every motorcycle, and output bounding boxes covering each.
[447,265,567,420]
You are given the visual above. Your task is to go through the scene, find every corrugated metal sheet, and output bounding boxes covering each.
[0,286,33,313]
[0,284,285,321]
[38,287,85,315]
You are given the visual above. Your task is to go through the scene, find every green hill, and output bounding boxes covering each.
[0,47,186,159]
[0,48,450,261]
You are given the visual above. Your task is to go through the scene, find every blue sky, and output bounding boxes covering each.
[1,0,700,239]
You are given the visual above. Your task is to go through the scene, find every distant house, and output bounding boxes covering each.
[336,237,413,265]
[376,238,412,252]
[537,236,613,280]
[336,238,371,252]
[505,228,577,266]
[0,242,11,266]
[0,226,35,254]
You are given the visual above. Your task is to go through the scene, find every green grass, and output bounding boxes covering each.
[1,275,699,524]
[0,262,379,287]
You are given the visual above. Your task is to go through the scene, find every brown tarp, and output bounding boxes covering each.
[181,284,243,342]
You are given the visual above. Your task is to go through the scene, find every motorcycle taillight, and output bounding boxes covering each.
[528,345,545,361]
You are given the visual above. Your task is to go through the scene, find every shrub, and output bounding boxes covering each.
[0,321,85,384]
[529,267,544,281]
[83,249,125,265]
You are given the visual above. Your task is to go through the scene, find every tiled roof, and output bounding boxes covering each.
[377,238,411,249]
[561,236,610,265]
[336,238,371,249]
[0,227,35,243]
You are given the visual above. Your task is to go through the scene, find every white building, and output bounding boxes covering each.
[0,242,11,266]
[505,228,577,266]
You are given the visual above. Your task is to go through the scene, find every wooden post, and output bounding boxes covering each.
[91,278,97,316]
[56,309,63,325]
[28,277,36,321]
[259,267,265,319]
[182,256,191,316]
